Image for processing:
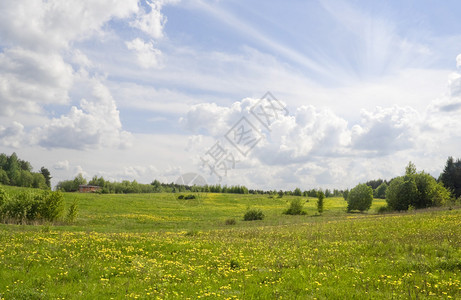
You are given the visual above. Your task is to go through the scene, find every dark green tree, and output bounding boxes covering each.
[317,191,324,213]
[40,167,52,188]
[293,187,302,196]
[347,183,373,212]
[342,189,349,201]
[387,163,450,211]
[374,182,388,199]
[439,156,461,198]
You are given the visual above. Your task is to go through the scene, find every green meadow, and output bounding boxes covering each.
[0,186,460,299]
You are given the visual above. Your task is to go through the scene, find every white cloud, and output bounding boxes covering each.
[180,99,253,136]
[125,38,162,68]
[0,122,25,148]
[0,0,139,51]
[351,106,420,155]
[53,160,70,171]
[36,80,133,150]
[130,0,169,39]
[0,48,73,116]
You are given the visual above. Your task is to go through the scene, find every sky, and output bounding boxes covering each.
[0,0,461,190]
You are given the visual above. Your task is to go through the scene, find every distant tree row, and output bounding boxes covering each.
[0,153,51,189]
[56,175,251,194]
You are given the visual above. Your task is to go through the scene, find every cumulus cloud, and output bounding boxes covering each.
[0,0,154,150]
[36,80,133,150]
[130,0,169,39]
[181,57,461,189]
[351,106,420,155]
[53,160,70,171]
[0,48,73,116]
[126,38,162,68]
[0,0,139,51]
[180,99,254,136]
[0,122,25,148]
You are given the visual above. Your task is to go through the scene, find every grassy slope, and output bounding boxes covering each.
[0,186,460,299]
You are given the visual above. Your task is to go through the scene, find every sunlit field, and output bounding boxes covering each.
[0,186,460,299]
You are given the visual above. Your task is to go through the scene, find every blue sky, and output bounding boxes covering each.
[0,0,461,190]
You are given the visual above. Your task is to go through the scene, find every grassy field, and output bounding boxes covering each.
[0,186,460,299]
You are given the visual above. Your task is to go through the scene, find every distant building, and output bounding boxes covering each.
[78,185,101,193]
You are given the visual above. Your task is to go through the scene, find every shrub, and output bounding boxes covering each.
[386,166,450,211]
[243,209,264,221]
[317,191,324,213]
[229,259,240,269]
[347,183,373,212]
[3,192,38,223]
[66,200,78,223]
[40,191,64,222]
[0,190,65,224]
[284,198,306,215]
[0,187,8,207]
[376,205,390,214]
[225,218,236,225]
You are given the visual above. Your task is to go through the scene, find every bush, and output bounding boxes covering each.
[225,218,236,225]
[347,183,373,212]
[317,191,324,213]
[284,198,306,215]
[66,200,78,223]
[40,191,64,221]
[0,190,66,224]
[243,209,264,221]
[386,166,450,211]
[376,205,390,214]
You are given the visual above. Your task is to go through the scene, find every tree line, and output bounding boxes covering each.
[0,153,51,189]
[56,175,253,194]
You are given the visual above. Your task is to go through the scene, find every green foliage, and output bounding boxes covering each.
[66,200,78,223]
[293,187,302,196]
[365,179,386,190]
[317,191,325,213]
[225,218,236,225]
[40,167,52,188]
[284,198,306,215]
[342,189,349,201]
[0,169,9,185]
[0,190,66,224]
[277,190,284,198]
[40,191,64,222]
[347,183,373,212]
[386,176,417,211]
[405,161,417,176]
[243,209,264,221]
[386,163,450,211]
[376,205,390,214]
[0,153,49,189]
[439,156,461,198]
[374,182,388,199]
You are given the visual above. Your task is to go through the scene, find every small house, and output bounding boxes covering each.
[78,185,101,193]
